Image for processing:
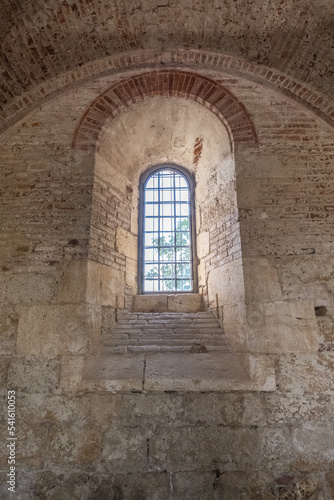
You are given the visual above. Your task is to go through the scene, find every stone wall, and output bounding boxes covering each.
[1,71,334,500]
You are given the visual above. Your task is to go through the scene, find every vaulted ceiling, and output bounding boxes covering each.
[1,0,333,132]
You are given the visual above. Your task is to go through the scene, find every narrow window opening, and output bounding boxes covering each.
[138,165,197,294]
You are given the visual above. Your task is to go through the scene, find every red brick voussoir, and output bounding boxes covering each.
[71,70,259,154]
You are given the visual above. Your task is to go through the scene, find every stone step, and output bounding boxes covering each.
[132,293,204,313]
[102,308,230,354]
[104,337,229,347]
[102,343,231,354]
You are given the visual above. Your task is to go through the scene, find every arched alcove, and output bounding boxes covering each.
[87,96,247,348]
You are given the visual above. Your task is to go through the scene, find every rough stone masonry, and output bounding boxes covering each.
[1,1,334,499]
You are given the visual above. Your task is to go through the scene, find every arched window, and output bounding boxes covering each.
[138,165,197,294]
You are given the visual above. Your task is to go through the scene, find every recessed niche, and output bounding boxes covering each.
[315,306,327,317]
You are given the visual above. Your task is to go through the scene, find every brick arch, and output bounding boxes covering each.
[72,70,258,153]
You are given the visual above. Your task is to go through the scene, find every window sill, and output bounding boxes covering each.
[132,293,204,313]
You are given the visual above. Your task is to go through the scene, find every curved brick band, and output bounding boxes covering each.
[2,50,333,136]
[72,70,258,152]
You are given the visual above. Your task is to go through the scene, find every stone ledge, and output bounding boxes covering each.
[132,294,204,313]
[82,352,276,392]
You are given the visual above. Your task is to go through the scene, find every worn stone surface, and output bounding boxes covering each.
[1,4,334,497]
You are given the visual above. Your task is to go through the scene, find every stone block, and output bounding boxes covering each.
[184,393,245,426]
[60,355,85,390]
[243,257,282,303]
[317,316,334,342]
[132,294,168,312]
[7,357,60,393]
[18,392,91,426]
[144,352,247,392]
[149,425,291,472]
[197,231,209,259]
[0,303,19,344]
[116,472,170,500]
[83,353,144,392]
[100,425,147,474]
[17,304,90,357]
[278,255,334,301]
[89,393,123,428]
[14,419,49,468]
[120,393,185,428]
[87,261,125,307]
[292,424,334,471]
[57,260,87,303]
[0,360,9,388]
[265,393,334,425]
[208,258,245,308]
[132,293,203,312]
[171,472,217,500]
[212,471,277,500]
[125,256,137,290]
[246,299,319,353]
[167,293,203,312]
[276,353,334,393]
[116,226,137,261]
[143,351,275,392]
[47,423,102,467]
[6,272,57,304]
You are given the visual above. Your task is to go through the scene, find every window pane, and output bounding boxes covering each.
[161,218,174,232]
[162,189,173,202]
[143,168,193,292]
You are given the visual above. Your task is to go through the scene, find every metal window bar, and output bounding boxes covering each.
[143,169,192,292]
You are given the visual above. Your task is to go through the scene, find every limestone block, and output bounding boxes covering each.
[6,272,57,304]
[120,393,185,428]
[116,226,138,261]
[243,257,282,303]
[292,424,334,470]
[208,259,245,307]
[58,260,87,303]
[184,393,255,427]
[87,261,125,307]
[149,425,291,472]
[197,260,206,287]
[99,264,125,308]
[167,293,203,312]
[132,294,168,312]
[7,357,60,393]
[0,303,19,341]
[212,471,280,499]
[113,472,170,500]
[276,353,334,393]
[47,424,102,466]
[0,359,9,388]
[60,355,85,390]
[197,231,209,259]
[144,352,248,392]
[14,419,49,468]
[221,302,247,349]
[125,256,137,290]
[265,393,333,425]
[83,353,144,392]
[89,393,123,428]
[17,304,90,357]
[246,300,319,353]
[0,274,8,302]
[171,472,216,500]
[19,392,91,425]
[100,425,147,473]
[317,316,334,342]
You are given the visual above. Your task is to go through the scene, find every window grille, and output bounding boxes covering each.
[140,167,196,293]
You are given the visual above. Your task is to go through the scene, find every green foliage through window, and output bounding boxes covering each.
[143,169,193,292]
